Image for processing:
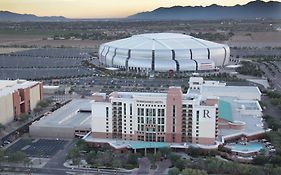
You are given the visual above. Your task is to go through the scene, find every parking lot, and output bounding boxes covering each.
[0,48,96,80]
[7,139,68,158]
[7,48,92,58]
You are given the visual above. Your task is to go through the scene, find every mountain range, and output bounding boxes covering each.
[128,0,281,20]
[0,0,281,22]
[0,11,66,22]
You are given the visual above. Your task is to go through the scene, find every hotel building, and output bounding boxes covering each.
[91,83,219,145]
[89,77,264,148]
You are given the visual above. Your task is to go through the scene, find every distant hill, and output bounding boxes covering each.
[0,11,67,22]
[128,0,281,20]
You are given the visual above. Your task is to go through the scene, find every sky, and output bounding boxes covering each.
[0,0,277,18]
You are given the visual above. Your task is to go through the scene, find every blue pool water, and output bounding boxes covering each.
[230,142,264,153]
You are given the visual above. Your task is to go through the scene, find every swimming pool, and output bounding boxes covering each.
[227,142,265,153]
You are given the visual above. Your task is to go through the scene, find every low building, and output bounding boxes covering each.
[29,99,91,138]
[0,80,43,125]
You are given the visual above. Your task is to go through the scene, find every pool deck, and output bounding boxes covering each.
[83,132,219,150]
[225,141,265,154]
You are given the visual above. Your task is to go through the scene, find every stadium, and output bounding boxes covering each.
[99,33,230,73]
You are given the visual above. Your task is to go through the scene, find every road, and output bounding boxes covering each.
[259,62,281,92]
[44,140,75,169]
[0,165,130,175]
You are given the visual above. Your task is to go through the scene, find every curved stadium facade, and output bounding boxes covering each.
[99,33,230,73]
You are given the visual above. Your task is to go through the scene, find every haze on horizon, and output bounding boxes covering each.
[0,0,278,18]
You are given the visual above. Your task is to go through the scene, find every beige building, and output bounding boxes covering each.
[0,80,43,125]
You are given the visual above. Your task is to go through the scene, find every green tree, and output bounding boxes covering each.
[67,148,80,165]
[174,158,185,171]
[0,123,5,130]
[85,150,96,165]
[8,151,27,163]
[168,167,180,175]
[127,152,138,166]
[168,153,181,166]
[159,147,171,157]
[18,113,30,122]
[181,168,208,175]
[112,159,122,168]
[253,155,269,165]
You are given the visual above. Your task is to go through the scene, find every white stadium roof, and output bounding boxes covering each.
[105,33,226,50]
[99,33,230,72]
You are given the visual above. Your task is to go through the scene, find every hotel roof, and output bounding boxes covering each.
[218,96,265,142]
[201,86,261,98]
[31,99,91,129]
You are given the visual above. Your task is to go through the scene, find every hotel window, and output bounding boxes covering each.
[153,118,156,124]
[161,109,165,116]
[173,105,176,117]
[130,104,132,115]
[124,104,126,115]
[158,126,161,132]
[196,111,199,121]
[152,109,156,116]
[106,107,109,118]
[138,108,140,115]
[141,108,144,116]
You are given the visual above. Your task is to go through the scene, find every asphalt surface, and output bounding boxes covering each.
[0,165,130,175]
[44,140,75,169]
[136,158,150,175]
[259,62,281,92]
